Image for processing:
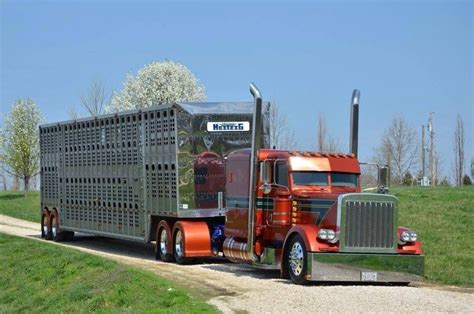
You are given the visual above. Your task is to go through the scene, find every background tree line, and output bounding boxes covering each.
[0,60,471,191]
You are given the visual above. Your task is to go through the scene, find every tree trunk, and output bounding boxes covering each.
[23,177,30,196]
[13,176,19,191]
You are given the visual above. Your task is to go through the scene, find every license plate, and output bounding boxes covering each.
[361,271,378,281]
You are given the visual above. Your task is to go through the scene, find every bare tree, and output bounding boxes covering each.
[453,115,465,186]
[269,102,297,150]
[80,79,108,116]
[316,113,340,152]
[68,105,79,120]
[372,115,418,185]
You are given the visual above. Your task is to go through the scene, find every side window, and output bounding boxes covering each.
[275,161,288,187]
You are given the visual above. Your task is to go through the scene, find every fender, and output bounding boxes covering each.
[397,226,423,254]
[157,220,174,256]
[173,221,211,257]
[41,207,51,220]
[282,224,340,253]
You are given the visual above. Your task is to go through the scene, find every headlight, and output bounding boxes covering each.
[400,230,417,243]
[318,229,336,241]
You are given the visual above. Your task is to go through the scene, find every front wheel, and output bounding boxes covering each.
[287,235,309,285]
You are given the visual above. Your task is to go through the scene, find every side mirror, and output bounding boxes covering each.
[378,166,390,193]
[260,161,272,194]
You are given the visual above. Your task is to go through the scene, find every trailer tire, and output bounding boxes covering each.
[157,227,175,262]
[287,234,309,285]
[41,213,51,240]
[173,229,193,265]
[50,214,66,242]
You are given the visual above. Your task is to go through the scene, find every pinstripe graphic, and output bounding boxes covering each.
[226,196,336,225]
[298,199,336,225]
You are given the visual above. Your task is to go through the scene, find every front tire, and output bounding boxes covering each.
[287,235,308,285]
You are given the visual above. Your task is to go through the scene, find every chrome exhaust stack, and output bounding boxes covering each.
[349,89,360,158]
[246,82,263,261]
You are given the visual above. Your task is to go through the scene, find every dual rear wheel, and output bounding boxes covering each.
[156,225,192,265]
[41,212,73,242]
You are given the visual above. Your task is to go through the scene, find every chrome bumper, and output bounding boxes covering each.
[307,252,424,283]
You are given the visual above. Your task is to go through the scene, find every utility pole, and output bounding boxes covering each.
[421,124,428,186]
[428,112,435,186]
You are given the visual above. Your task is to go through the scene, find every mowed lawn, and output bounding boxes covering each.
[0,191,40,222]
[392,186,474,286]
[0,233,216,313]
[1,187,473,286]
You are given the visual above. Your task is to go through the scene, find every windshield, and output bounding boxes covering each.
[331,173,358,188]
[292,171,329,186]
[291,171,358,188]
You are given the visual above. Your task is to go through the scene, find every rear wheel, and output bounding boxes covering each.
[157,227,174,262]
[174,229,192,264]
[50,214,68,242]
[41,214,51,239]
[287,235,308,285]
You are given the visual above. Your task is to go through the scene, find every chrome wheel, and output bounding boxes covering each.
[51,218,57,238]
[289,241,304,276]
[160,229,168,256]
[43,224,48,236]
[174,230,183,258]
[42,215,49,238]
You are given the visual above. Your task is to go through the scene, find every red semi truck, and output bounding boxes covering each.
[40,83,424,284]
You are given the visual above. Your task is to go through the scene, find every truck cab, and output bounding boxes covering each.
[224,148,424,284]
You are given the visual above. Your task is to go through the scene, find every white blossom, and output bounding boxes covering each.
[0,98,44,191]
[106,61,205,112]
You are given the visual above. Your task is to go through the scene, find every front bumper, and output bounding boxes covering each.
[307,252,424,283]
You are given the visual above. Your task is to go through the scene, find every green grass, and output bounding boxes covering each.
[0,233,216,313]
[0,191,40,222]
[392,186,474,286]
[0,187,473,286]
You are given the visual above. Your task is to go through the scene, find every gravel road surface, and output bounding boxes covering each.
[1,214,472,313]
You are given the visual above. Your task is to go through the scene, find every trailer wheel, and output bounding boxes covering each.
[157,227,175,262]
[174,229,192,264]
[50,214,65,242]
[287,234,308,285]
[41,213,51,240]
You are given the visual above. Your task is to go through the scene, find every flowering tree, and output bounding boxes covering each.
[106,61,205,112]
[0,98,44,191]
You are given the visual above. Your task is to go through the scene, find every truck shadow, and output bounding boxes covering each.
[30,234,411,287]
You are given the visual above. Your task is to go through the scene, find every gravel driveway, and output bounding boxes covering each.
[1,214,472,313]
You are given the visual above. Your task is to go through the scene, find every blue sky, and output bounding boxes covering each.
[1,0,473,179]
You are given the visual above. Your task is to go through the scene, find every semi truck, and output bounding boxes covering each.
[39,83,424,284]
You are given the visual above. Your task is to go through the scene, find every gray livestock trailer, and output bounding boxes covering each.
[40,101,269,242]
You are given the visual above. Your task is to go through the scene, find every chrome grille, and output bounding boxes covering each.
[343,200,395,251]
